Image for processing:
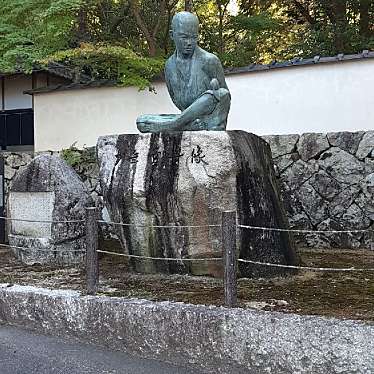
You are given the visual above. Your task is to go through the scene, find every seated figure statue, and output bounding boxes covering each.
[137,11,231,133]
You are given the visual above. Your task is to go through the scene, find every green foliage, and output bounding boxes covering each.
[1,0,373,80]
[41,43,164,89]
[0,0,83,72]
[61,143,96,168]
[61,144,84,167]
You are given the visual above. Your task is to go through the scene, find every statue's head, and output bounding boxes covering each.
[170,11,199,58]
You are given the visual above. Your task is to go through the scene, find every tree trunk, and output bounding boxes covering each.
[359,0,371,37]
[218,7,224,56]
[76,5,89,44]
[291,0,316,26]
[324,0,348,52]
[130,0,166,57]
[185,0,193,12]
[216,0,229,58]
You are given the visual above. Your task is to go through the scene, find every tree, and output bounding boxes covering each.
[41,43,164,88]
[1,0,372,79]
[0,0,83,72]
[0,0,165,88]
[129,0,167,57]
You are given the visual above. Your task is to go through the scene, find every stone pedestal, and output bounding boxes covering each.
[97,131,298,277]
[8,155,93,266]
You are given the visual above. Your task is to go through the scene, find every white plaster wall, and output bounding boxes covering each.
[227,59,374,135]
[4,75,32,110]
[34,59,374,151]
[34,82,177,151]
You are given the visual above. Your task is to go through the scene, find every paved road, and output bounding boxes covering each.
[0,325,203,374]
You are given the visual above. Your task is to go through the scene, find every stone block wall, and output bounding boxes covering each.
[263,131,373,248]
[1,130,373,249]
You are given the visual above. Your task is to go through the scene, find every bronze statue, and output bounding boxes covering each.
[137,11,231,133]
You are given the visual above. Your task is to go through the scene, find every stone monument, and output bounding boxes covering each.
[97,11,299,277]
[8,155,93,266]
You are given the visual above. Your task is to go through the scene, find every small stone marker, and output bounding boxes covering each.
[8,154,93,265]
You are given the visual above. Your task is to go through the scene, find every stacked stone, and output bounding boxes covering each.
[2,152,33,199]
[263,131,374,249]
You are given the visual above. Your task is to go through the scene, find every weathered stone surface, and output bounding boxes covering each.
[3,152,32,169]
[1,284,374,374]
[340,203,370,230]
[298,133,330,161]
[279,186,313,231]
[280,159,318,190]
[8,155,93,265]
[357,174,374,220]
[97,131,298,277]
[309,170,341,201]
[356,131,374,159]
[262,134,299,158]
[313,218,363,249]
[319,147,365,185]
[294,182,329,226]
[272,153,299,177]
[327,131,365,155]
[4,167,16,180]
[328,185,361,219]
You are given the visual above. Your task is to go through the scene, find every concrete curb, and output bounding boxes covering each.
[0,284,373,374]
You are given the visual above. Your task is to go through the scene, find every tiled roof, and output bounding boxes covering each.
[0,62,90,82]
[225,50,374,75]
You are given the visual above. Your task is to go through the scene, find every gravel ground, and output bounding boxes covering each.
[1,246,373,321]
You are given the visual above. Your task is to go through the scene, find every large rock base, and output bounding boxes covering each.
[97,131,298,277]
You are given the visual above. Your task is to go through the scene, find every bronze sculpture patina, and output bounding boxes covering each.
[137,11,231,133]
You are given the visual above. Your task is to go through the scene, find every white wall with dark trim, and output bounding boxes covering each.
[32,58,374,151]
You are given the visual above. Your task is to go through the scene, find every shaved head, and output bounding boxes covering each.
[170,12,199,58]
[171,11,199,33]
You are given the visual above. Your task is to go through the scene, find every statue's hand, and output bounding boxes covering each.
[190,119,207,131]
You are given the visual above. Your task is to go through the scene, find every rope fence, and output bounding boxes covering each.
[96,249,222,262]
[0,208,373,306]
[0,216,84,224]
[237,224,369,234]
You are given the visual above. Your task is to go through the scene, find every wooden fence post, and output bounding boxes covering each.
[85,207,99,295]
[222,210,237,308]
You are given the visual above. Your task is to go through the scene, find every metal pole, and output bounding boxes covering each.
[222,210,237,308]
[85,207,99,295]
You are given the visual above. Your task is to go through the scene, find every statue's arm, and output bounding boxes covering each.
[206,54,229,92]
